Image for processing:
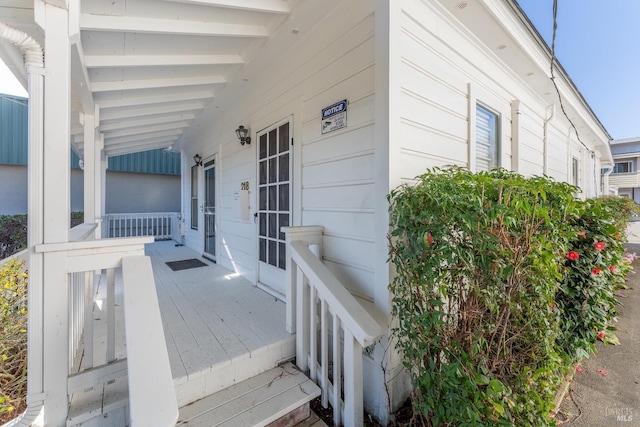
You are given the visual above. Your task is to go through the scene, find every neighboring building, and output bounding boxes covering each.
[0,1,614,426]
[0,94,181,215]
[609,137,640,203]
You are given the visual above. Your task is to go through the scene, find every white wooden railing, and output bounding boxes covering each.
[36,225,177,426]
[283,227,383,427]
[104,212,180,241]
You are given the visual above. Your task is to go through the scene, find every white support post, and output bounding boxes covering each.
[343,331,363,427]
[83,112,97,226]
[41,4,72,425]
[97,134,106,237]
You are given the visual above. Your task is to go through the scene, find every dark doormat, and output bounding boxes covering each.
[166,258,208,271]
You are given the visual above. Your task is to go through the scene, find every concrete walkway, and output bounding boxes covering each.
[557,224,640,425]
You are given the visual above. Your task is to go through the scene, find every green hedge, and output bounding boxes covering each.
[0,212,84,259]
[388,168,636,426]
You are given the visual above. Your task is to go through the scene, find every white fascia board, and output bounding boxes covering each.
[80,13,268,37]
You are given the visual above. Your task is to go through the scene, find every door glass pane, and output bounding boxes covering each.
[278,242,286,269]
[259,238,267,262]
[268,213,277,238]
[259,187,266,210]
[279,184,289,211]
[268,186,277,210]
[259,134,268,159]
[259,160,267,185]
[279,123,289,153]
[279,153,289,181]
[268,240,277,266]
[268,129,277,157]
[259,213,266,236]
[268,157,277,183]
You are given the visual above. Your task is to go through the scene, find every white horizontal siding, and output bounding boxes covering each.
[184,0,377,299]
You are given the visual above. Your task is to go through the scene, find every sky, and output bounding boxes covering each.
[0,1,638,139]
[517,0,640,140]
[0,60,27,98]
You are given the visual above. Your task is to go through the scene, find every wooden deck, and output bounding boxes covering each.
[146,241,295,405]
[70,241,295,424]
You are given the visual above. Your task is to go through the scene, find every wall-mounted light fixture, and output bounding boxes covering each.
[193,154,203,167]
[235,125,251,145]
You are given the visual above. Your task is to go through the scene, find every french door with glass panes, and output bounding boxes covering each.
[257,117,292,299]
[203,159,216,261]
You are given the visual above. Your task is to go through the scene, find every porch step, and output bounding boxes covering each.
[176,362,321,426]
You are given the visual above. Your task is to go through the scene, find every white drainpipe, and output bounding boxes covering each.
[0,22,45,427]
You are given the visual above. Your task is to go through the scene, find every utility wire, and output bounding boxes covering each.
[550,0,598,193]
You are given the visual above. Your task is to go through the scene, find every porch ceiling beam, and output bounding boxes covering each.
[105,131,182,146]
[98,91,213,109]
[80,13,268,37]
[85,54,243,68]
[100,101,206,121]
[103,122,190,139]
[100,113,197,131]
[91,75,225,92]
[105,140,179,157]
[161,0,289,14]
[70,41,95,115]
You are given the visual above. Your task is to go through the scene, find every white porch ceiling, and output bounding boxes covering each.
[0,0,293,157]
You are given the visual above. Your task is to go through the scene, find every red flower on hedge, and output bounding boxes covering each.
[427,233,434,245]
[592,267,601,275]
[566,251,580,261]
[577,231,587,238]
[615,233,620,239]
[597,331,605,340]
[594,241,605,251]
[609,266,616,273]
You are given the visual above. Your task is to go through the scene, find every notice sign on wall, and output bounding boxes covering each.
[321,100,347,134]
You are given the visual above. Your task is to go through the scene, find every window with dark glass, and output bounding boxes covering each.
[476,104,499,172]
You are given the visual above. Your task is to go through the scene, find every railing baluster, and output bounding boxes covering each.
[309,286,317,382]
[320,299,329,408]
[84,271,94,369]
[332,314,342,426]
[296,266,310,373]
[106,267,115,363]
